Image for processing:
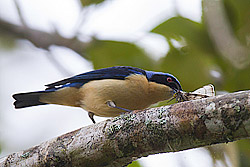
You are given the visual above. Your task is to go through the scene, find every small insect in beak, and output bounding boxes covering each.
[174,84,215,103]
[166,84,215,104]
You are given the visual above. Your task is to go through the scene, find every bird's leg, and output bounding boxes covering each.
[106,100,132,112]
[88,112,96,124]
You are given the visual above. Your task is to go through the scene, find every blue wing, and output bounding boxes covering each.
[45,66,146,90]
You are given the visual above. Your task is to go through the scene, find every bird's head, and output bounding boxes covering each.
[146,71,182,93]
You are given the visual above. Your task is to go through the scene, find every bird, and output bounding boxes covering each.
[13,66,182,123]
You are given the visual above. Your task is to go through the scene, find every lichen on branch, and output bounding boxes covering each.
[1,90,250,167]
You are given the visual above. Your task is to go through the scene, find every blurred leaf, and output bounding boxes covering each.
[157,42,215,91]
[151,14,250,93]
[215,0,250,92]
[127,160,142,167]
[223,0,250,45]
[223,66,250,91]
[80,0,105,7]
[237,139,250,167]
[85,40,155,69]
[0,31,17,49]
[152,16,215,54]
[206,143,239,167]
[151,16,224,91]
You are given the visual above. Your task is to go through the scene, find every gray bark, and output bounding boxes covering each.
[1,90,250,167]
[0,19,89,55]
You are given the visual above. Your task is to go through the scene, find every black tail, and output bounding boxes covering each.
[13,91,48,109]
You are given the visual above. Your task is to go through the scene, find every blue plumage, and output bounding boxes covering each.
[45,66,146,90]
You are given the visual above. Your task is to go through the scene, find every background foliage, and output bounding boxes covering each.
[0,0,249,166]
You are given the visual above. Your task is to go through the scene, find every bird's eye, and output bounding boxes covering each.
[167,77,172,82]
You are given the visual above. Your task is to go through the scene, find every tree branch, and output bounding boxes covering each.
[13,0,28,27]
[0,18,89,56]
[203,0,250,69]
[1,90,250,167]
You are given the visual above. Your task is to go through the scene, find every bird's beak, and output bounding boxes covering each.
[171,88,177,95]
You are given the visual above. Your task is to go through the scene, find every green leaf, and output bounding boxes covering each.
[223,65,250,91]
[80,0,105,7]
[152,16,215,54]
[237,139,250,167]
[223,0,250,45]
[0,31,17,49]
[127,160,142,167]
[85,40,155,69]
[157,43,215,91]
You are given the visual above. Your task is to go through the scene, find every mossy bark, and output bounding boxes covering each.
[1,90,250,167]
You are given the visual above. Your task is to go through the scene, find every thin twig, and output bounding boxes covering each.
[13,0,27,27]
[0,18,90,57]
[45,50,74,77]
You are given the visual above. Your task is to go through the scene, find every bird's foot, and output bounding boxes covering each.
[88,112,96,124]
